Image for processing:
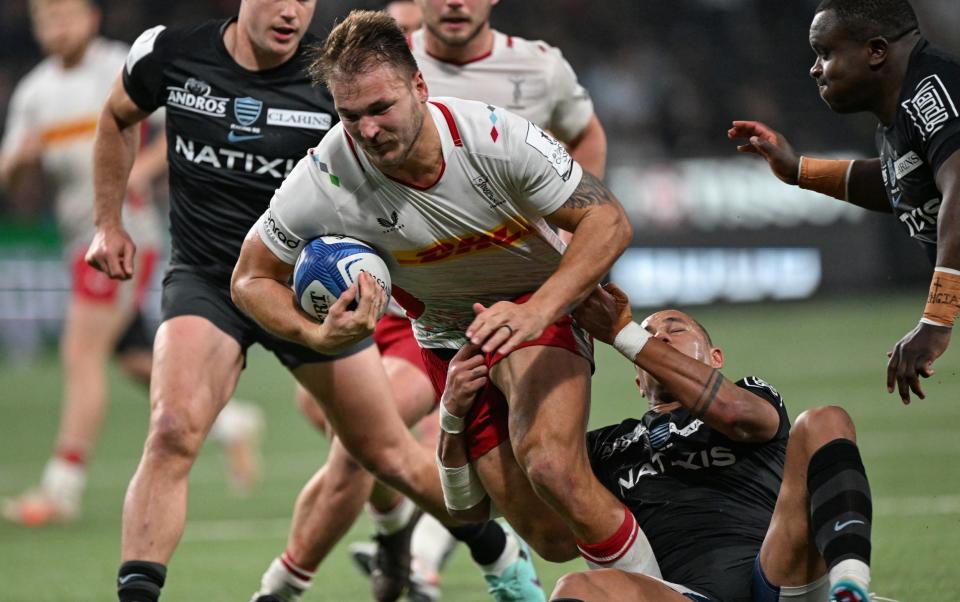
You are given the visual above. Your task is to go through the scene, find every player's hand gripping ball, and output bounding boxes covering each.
[293,236,391,323]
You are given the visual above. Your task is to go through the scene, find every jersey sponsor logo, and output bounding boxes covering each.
[902,74,959,140]
[267,108,333,131]
[173,135,296,178]
[894,151,924,180]
[227,131,263,143]
[126,25,165,74]
[617,446,738,489]
[261,209,302,250]
[392,219,535,266]
[471,175,506,208]
[376,210,405,233]
[166,78,229,117]
[525,123,574,181]
[742,376,782,404]
[898,197,941,241]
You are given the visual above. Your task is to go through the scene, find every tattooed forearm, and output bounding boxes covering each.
[562,171,615,209]
[691,368,723,418]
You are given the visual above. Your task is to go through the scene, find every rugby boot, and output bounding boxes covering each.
[830,579,871,602]
[483,526,546,602]
[371,509,423,601]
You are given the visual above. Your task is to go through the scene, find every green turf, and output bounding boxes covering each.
[1,292,958,601]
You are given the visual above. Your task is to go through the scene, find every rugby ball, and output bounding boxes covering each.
[293,235,391,323]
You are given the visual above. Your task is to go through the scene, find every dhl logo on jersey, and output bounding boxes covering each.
[393,219,535,266]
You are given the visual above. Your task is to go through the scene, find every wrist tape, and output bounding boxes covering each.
[436,457,487,511]
[613,321,651,361]
[797,157,853,201]
[921,267,960,327]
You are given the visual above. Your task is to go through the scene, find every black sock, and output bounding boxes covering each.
[117,560,167,602]
[807,439,872,569]
[446,520,507,566]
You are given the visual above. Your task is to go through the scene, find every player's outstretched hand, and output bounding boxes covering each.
[441,343,487,418]
[85,224,136,280]
[573,283,634,345]
[315,272,386,353]
[886,322,951,404]
[467,300,549,356]
[727,120,801,185]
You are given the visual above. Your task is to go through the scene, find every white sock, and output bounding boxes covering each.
[411,513,457,576]
[255,555,314,600]
[369,497,416,535]
[581,521,662,578]
[40,457,85,512]
[479,527,519,577]
[829,558,870,590]
[210,399,263,444]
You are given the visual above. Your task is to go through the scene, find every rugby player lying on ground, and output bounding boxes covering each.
[438,285,875,602]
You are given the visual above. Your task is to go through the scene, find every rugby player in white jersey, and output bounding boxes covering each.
[336,0,610,597]
[0,0,262,526]
[232,9,660,591]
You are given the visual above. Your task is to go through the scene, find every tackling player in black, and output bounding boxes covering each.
[437,283,876,602]
[85,2,509,601]
[729,0,960,405]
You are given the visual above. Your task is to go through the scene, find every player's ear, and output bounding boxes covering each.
[710,346,724,369]
[866,36,889,69]
[413,70,429,101]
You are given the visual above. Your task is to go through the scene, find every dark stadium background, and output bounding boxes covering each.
[1,1,958,600]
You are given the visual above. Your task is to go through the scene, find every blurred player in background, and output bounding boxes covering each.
[233,9,650,601]
[333,0,609,598]
[0,0,262,527]
[439,286,875,602]
[729,0,960,404]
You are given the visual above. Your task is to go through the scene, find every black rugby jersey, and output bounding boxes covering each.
[586,377,790,602]
[877,38,960,264]
[122,19,336,280]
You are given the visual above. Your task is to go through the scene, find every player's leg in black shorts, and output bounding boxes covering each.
[160,267,371,369]
[113,310,155,356]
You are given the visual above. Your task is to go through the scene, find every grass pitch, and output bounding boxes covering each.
[1,292,958,601]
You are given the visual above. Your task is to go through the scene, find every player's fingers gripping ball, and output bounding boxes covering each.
[293,235,392,324]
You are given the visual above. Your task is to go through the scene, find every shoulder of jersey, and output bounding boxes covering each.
[738,376,783,405]
[431,95,518,157]
[125,20,222,73]
[497,31,565,63]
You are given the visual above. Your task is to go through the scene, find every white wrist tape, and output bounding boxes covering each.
[439,402,465,434]
[613,321,651,361]
[436,457,487,511]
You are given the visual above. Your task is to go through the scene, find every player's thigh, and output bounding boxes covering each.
[759,431,826,587]
[382,354,436,425]
[292,345,412,457]
[552,569,696,602]
[148,316,244,437]
[475,441,576,563]
[491,345,592,454]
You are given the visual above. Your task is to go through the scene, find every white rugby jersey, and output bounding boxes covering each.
[258,97,583,348]
[1,38,161,252]
[409,29,594,144]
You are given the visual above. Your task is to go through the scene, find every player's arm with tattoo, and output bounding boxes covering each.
[574,283,780,442]
[535,171,631,319]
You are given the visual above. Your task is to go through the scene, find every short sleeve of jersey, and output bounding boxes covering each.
[735,376,790,441]
[255,151,342,264]
[546,49,594,142]
[904,54,960,176]
[122,25,172,113]
[0,76,34,157]
[500,109,583,216]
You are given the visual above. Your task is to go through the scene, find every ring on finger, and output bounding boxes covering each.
[499,324,514,336]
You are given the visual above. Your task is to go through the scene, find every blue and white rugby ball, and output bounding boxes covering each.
[293,235,391,323]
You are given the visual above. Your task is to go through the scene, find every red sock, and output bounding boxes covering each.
[575,506,639,565]
[56,447,87,466]
[281,549,318,578]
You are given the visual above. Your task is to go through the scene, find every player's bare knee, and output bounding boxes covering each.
[526,530,578,563]
[794,405,856,449]
[551,571,595,599]
[144,405,206,463]
[520,443,585,503]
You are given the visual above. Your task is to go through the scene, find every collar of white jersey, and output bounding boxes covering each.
[410,29,514,66]
[342,100,462,191]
